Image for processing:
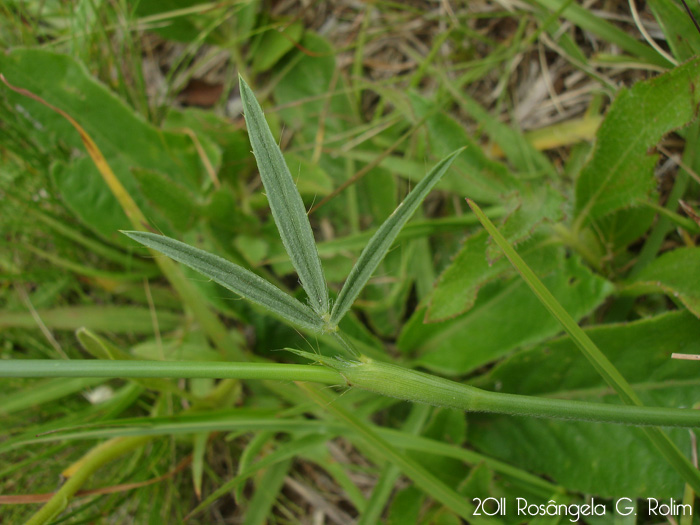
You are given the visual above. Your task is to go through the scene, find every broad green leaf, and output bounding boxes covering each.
[272,33,349,140]
[470,311,700,497]
[403,248,613,375]
[251,21,304,73]
[626,247,700,318]
[163,107,250,184]
[574,57,700,224]
[122,231,324,332]
[387,486,424,525]
[330,148,464,326]
[427,230,504,322]
[283,152,334,197]
[487,183,564,256]
[594,206,656,258]
[0,49,205,244]
[239,76,330,317]
[132,167,198,233]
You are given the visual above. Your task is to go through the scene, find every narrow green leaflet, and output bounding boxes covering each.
[239,76,329,317]
[122,231,324,331]
[574,57,700,225]
[330,148,464,325]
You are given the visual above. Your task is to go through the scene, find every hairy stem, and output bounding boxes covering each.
[6,357,700,429]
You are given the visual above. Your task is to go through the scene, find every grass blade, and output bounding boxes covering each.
[330,148,464,325]
[239,76,329,317]
[122,231,324,332]
[297,382,488,523]
[467,198,700,494]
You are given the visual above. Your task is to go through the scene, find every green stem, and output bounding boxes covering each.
[475,391,700,427]
[5,358,700,429]
[322,354,700,428]
[0,360,342,384]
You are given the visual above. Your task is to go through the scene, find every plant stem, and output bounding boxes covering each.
[322,354,700,428]
[0,360,342,383]
[5,358,700,429]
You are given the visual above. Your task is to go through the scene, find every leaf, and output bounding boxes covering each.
[122,231,324,332]
[330,148,464,326]
[486,183,564,256]
[132,167,199,233]
[0,49,205,244]
[239,76,330,317]
[531,0,673,67]
[574,57,700,224]
[283,152,334,197]
[272,33,349,138]
[0,306,181,334]
[251,21,304,73]
[436,85,557,178]
[427,232,553,323]
[403,248,614,375]
[648,0,700,62]
[242,459,292,525]
[626,246,700,318]
[409,94,518,203]
[470,311,700,497]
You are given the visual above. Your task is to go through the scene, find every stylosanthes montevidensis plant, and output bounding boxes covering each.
[117,76,700,430]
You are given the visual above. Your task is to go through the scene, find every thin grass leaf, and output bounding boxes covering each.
[297,382,485,523]
[330,148,464,325]
[122,231,325,332]
[239,76,329,317]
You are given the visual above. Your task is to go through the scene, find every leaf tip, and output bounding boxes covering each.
[238,75,251,97]
[120,230,151,243]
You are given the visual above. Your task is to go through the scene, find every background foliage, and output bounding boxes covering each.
[1,0,700,522]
